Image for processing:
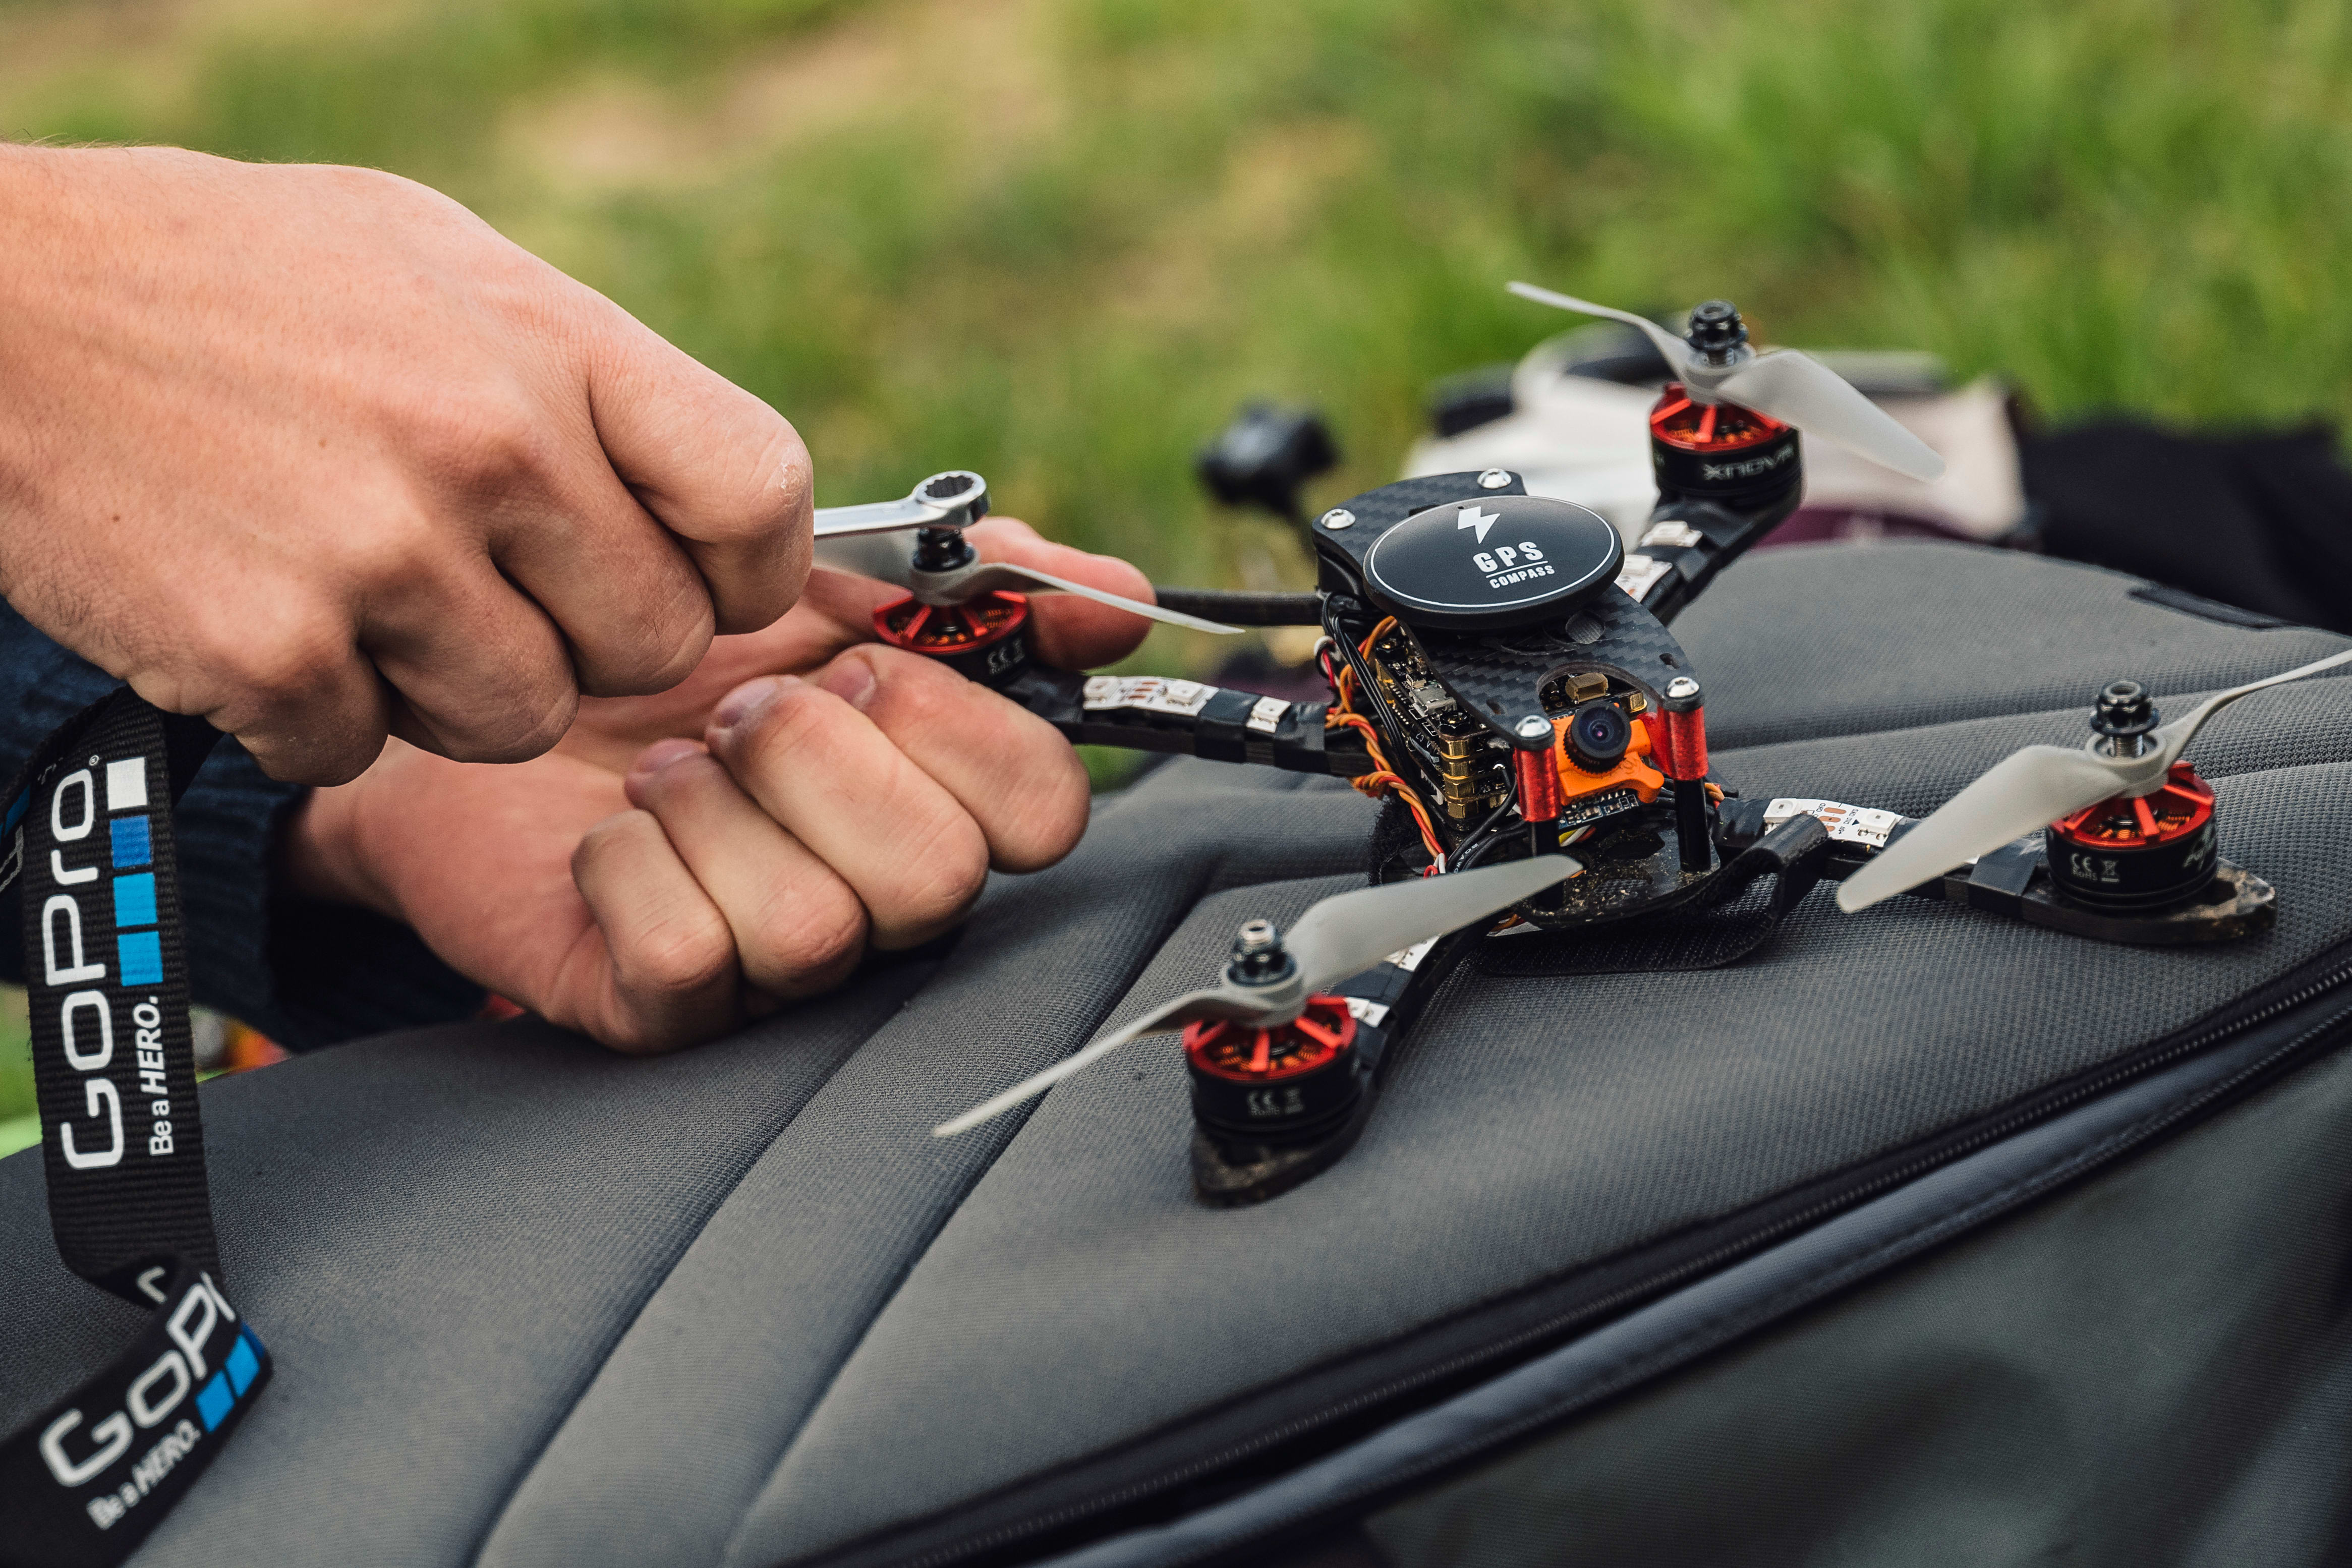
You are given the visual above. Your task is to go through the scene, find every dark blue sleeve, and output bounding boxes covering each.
[0,602,485,1049]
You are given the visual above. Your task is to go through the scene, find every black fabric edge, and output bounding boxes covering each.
[780,935,2352,1568]
[1027,960,2352,1568]
[2129,583,2297,631]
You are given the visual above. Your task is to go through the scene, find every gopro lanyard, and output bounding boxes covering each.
[0,688,269,1567]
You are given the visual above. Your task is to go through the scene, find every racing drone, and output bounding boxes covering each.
[811,284,2350,1206]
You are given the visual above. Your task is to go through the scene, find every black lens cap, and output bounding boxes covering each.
[1362,495,1624,630]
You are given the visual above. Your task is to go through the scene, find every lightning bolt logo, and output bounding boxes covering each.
[1456,505,1498,544]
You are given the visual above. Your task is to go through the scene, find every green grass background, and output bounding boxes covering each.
[2,0,2350,1148]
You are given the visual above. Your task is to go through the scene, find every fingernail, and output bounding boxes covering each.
[815,658,877,712]
[712,675,792,736]
[632,737,704,777]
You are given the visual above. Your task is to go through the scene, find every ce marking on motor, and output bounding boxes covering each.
[2067,851,2122,886]
[1245,1087,1307,1119]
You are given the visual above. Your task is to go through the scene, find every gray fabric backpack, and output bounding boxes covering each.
[7,539,2350,1568]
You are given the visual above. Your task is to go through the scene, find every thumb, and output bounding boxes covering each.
[584,304,815,635]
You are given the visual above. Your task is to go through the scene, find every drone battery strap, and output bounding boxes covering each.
[0,688,269,1568]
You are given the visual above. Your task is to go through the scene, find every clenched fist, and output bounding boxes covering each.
[0,144,812,784]
[283,519,1156,1052]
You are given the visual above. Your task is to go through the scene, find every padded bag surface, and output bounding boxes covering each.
[1361,1031,2352,1567]
[3,541,2349,1567]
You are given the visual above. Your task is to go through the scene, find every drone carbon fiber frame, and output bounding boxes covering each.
[858,297,2289,1203]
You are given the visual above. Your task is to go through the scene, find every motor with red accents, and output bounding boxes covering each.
[2045,680,2221,909]
[872,590,1035,683]
[1829,651,2352,937]
[864,480,1039,685]
[1177,920,1365,1148]
[829,291,2326,1221]
[811,468,1242,690]
[1648,302,1802,510]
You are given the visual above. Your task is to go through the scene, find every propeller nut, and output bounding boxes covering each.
[1227,919,1295,985]
[911,527,977,573]
[2091,679,2159,751]
[1686,300,1749,366]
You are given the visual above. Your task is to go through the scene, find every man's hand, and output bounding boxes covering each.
[0,144,811,785]
[282,520,1153,1052]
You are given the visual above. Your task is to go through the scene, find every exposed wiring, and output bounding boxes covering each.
[1326,711,1446,864]
[1323,615,1449,866]
[1333,615,1448,782]
[1451,797,1517,870]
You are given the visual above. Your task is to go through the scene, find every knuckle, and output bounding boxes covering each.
[745,882,866,986]
[627,915,735,1001]
[864,646,956,715]
[593,584,713,696]
[889,818,990,932]
[575,819,734,1001]
[448,680,578,763]
[696,425,813,634]
[415,633,578,761]
[725,421,814,542]
[343,504,446,590]
[327,163,435,208]
[415,387,559,495]
[218,613,347,706]
[992,757,1091,873]
[731,678,831,766]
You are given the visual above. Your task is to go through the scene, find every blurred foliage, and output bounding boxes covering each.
[0,988,32,1158]
[4,0,2351,1129]
[5,0,2349,597]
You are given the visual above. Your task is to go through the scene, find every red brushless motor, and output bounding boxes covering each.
[2047,761,2218,909]
[2045,681,2220,909]
[1649,384,1800,505]
[1645,303,1801,507]
[1184,996,1360,1142]
[872,590,1032,685]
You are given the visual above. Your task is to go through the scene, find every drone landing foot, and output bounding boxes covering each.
[2009,859,2274,945]
[1190,1091,1379,1208]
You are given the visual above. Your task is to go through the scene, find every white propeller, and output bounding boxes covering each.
[812,471,1240,635]
[939,561,1242,635]
[932,854,1579,1137]
[1837,649,2352,913]
[1506,282,1946,484]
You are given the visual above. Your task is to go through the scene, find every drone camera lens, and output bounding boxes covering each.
[1565,698,1631,773]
